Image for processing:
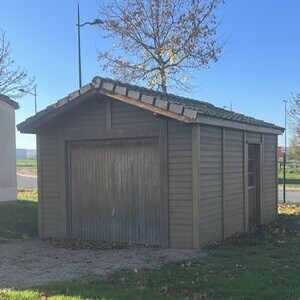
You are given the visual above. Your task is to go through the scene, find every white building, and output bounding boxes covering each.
[16,148,37,160]
[0,94,19,201]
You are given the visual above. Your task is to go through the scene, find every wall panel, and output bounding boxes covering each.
[199,125,223,244]
[224,129,244,237]
[168,120,193,248]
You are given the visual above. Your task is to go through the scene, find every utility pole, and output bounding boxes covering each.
[76,3,103,88]
[283,100,287,203]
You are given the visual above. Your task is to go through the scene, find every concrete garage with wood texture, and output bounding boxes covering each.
[18,77,284,248]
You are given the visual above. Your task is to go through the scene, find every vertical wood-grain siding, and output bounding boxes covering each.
[199,125,223,244]
[70,138,161,244]
[246,132,262,144]
[39,128,61,237]
[112,100,164,129]
[224,129,244,237]
[168,120,193,248]
[262,134,277,223]
[61,98,107,134]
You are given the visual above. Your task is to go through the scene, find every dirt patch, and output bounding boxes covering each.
[0,239,202,289]
[17,167,37,178]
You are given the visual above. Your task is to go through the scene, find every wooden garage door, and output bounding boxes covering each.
[69,138,161,245]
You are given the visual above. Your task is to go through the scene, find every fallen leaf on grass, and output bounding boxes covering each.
[270,228,280,235]
[192,292,208,300]
[278,203,300,215]
[45,238,127,250]
[158,285,168,293]
[277,240,286,244]
[40,293,47,300]
[181,260,192,267]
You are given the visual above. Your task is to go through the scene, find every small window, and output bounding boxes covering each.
[248,144,254,158]
[248,159,254,173]
[248,144,255,187]
[248,173,254,187]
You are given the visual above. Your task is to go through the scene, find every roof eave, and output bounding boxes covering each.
[99,89,195,124]
[196,115,284,135]
[18,86,98,133]
[0,94,19,110]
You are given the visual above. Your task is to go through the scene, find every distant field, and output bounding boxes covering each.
[278,169,300,185]
[16,159,37,168]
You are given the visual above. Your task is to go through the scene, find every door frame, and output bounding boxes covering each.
[244,137,263,231]
[61,126,169,247]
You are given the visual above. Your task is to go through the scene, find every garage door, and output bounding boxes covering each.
[69,138,161,245]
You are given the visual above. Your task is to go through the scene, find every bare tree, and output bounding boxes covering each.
[289,92,300,123]
[289,132,300,161]
[98,0,224,93]
[287,93,300,161]
[289,92,300,160]
[0,29,35,98]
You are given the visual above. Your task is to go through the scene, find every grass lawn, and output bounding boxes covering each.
[0,188,37,239]
[16,159,37,168]
[0,201,299,299]
[278,168,300,185]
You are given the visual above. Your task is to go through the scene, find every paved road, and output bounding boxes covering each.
[17,175,37,188]
[278,188,300,203]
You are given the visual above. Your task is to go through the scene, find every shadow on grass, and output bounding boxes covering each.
[0,200,38,239]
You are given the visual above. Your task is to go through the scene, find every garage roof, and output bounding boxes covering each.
[17,76,284,134]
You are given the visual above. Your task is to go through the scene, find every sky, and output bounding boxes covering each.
[0,0,299,149]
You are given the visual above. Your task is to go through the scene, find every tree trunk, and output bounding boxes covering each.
[160,68,167,93]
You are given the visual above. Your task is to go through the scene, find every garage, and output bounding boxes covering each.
[69,138,161,244]
[17,76,284,248]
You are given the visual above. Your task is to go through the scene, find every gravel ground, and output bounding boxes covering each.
[0,239,202,289]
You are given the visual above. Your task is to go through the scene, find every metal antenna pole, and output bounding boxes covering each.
[34,85,37,114]
[77,3,82,88]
